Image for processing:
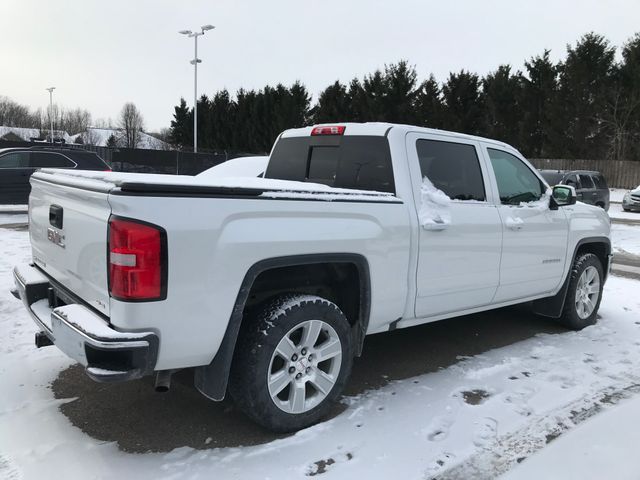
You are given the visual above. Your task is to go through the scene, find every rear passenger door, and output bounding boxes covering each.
[406,133,503,318]
[0,151,32,204]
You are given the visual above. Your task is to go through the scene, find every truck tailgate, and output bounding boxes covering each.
[29,171,112,316]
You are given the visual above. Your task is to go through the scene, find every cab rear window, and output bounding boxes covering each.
[265,135,395,193]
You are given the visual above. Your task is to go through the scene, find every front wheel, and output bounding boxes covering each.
[228,294,354,432]
[558,253,604,330]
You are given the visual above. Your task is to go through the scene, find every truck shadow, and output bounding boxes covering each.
[52,303,566,453]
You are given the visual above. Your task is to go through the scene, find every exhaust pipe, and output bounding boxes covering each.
[154,370,173,393]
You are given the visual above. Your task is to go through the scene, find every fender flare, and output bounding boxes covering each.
[194,253,371,401]
[532,236,611,318]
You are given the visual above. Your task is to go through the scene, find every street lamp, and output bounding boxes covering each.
[45,87,55,144]
[179,24,215,153]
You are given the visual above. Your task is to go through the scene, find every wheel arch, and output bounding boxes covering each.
[532,236,611,318]
[194,253,371,401]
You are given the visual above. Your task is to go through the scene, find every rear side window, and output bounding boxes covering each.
[579,174,595,189]
[564,174,580,188]
[29,152,75,168]
[68,151,110,170]
[265,135,395,193]
[488,148,544,204]
[592,175,607,189]
[416,139,485,201]
[0,152,29,168]
[539,171,563,186]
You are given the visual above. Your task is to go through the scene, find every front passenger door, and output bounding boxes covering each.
[485,147,569,302]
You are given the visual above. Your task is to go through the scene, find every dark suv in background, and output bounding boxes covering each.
[0,147,110,204]
[539,169,609,211]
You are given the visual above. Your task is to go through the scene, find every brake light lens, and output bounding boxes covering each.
[108,217,167,301]
[311,125,346,136]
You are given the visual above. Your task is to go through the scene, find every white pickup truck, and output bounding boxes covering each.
[12,123,612,432]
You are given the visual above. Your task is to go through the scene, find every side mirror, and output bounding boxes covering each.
[552,185,577,207]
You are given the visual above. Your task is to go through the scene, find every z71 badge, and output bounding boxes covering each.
[47,227,65,248]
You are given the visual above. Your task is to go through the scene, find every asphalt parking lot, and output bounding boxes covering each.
[52,303,567,453]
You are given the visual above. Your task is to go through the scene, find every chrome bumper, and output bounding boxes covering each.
[12,263,158,382]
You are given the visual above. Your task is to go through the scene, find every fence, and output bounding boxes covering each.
[530,159,640,189]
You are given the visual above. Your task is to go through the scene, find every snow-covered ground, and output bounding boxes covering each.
[1,226,640,479]
[608,203,640,221]
[610,188,631,204]
[611,224,640,256]
[502,394,640,480]
[0,213,28,226]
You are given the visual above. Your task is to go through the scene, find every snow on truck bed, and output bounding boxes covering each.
[34,169,399,202]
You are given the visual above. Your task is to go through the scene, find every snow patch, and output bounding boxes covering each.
[518,189,551,211]
[419,177,451,227]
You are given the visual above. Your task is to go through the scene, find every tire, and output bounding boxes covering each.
[228,294,354,432]
[558,253,604,330]
[623,207,631,212]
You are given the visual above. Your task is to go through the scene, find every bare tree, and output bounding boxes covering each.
[0,96,40,128]
[63,108,92,135]
[118,102,145,148]
[80,128,102,146]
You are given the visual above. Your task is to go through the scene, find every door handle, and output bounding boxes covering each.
[422,221,448,231]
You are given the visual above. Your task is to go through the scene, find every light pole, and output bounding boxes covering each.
[179,24,215,153]
[45,87,55,144]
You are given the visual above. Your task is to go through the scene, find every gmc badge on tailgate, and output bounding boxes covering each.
[47,228,65,248]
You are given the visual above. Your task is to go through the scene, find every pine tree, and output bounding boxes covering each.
[555,33,616,158]
[381,61,419,124]
[169,98,192,149]
[519,50,558,157]
[106,134,118,148]
[313,81,351,123]
[414,75,444,129]
[608,33,640,160]
[441,70,484,135]
[481,65,523,146]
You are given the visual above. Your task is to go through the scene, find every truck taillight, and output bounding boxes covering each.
[311,125,346,136]
[108,216,167,301]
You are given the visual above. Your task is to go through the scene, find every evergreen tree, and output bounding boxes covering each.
[555,33,616,158]
[415,75,445,129]
[106,134,118,148]
[346,78,368,122]
[441,70,484,135]
[481,65,523,146]
[313,81,351,123]
[169,98,192,149]
[519,50,558,157]
[609,33,640,160]
[381,61,419,124]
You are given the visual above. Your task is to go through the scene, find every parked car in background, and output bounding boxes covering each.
[538,170,609,211]
[196,156,269,179]
[622,185,640,212]
[0,147,110,204]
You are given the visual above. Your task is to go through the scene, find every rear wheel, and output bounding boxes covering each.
[558,253,603,330]
[229,294,353,432]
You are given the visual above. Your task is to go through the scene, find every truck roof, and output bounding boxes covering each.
[281,122,514,150]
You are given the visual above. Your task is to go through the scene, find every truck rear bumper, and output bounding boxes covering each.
[12,263,158,382]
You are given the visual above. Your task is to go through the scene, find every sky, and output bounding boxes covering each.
[1,0,639,132]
